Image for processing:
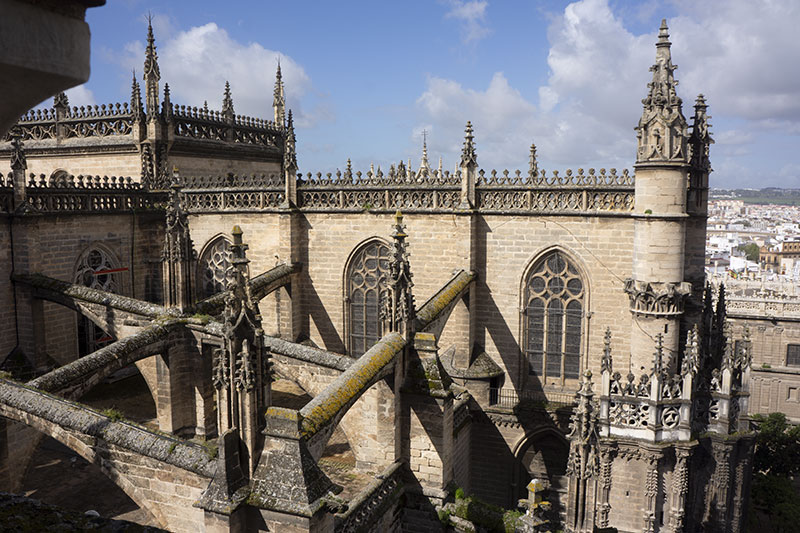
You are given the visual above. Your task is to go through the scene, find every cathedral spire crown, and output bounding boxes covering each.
[143,16,161,119]
[635,19,688,165]
[273,60,286,126]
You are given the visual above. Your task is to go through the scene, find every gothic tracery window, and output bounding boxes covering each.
[199,237,232,299]
[74,247,119,355]
[346,240,390,357]
[524,251,585,384]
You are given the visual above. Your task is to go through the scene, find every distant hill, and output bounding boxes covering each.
[710,188,800,206]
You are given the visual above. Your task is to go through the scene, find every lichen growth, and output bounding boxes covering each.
[102,407,124,421]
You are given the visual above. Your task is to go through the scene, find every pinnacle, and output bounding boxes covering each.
[658,18,670,44]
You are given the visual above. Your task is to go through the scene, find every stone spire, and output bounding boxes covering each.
[382,211,416,337]
[143,16,161,120]
[131,71,143,118]
[273,60,285,126]
[565,370,600,533]
[283,109,297,172]
[213,226,270,474]
[9,129,28,210]
[635,19,688,164]
[689,94,713,172]
[459,121,477,208]
[161,167,195,311]
[282,110,298,208]
[162,83,172,119]
[460,121,476,168]
[419,130,430,174]
[222,81,235,121]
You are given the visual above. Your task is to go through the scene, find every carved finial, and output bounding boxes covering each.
[9,129,26,172]
[528,142,538,178]
[53,92,69,111]
[601,327,612,373]
[162,83,172,117]
[143,14,161,119]
[273,59,286,125]
[345,158,353,179]
[222,81,235,119]
[635,18,688,165]
[460,121,477,167]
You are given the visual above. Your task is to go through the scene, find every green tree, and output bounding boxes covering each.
[737,242,760,262]
[749,413,800,533]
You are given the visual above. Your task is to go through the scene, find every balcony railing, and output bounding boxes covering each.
[489,388,577,408]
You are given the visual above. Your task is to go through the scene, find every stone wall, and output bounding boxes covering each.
[0,150,141,183]
[3,212,164,369]
[170,155,280,177]
[729,316,800,420]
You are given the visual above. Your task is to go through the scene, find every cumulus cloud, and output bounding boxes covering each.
[118,19,320,127]
[443,0,491,44]
[415,0,800,185]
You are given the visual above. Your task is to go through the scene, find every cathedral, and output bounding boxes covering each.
[0,14,753,533]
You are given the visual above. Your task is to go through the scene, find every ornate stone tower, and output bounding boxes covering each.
[626,19,691,373]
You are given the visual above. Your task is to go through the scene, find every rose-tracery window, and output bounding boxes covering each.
[347,240,390,357]
[524,251,585,383]
[74,247,119,355]
[199,237,232,299]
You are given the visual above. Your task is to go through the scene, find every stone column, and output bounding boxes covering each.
[669,447,690,533]
[642,452,660,533]
[597,445,614,528]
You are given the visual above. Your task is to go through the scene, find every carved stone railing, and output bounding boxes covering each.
[726,298,800,318]
[4,104,134,141]
[170,104,283,148]
[334,460,405,533]
[709,278,800,318]
[0,173,163,213]
[295,166,634,214]
[180,173,285,212]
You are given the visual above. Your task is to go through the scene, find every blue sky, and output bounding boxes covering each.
[60,0,800,188]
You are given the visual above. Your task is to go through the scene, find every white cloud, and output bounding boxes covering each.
[415,0,800,183]
[443,0,491,44]
[118,20,319,127]
[65,85,97,107]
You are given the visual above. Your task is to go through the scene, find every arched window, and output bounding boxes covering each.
[198,237,232,299]
[74,247,120,355]
[524,251,585,383]
[346,240,390,357]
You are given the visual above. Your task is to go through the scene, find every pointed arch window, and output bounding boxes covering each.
[75,247,119,356]
[199,237,232,299]
[524,251,585,383]
[346,240,390,357]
